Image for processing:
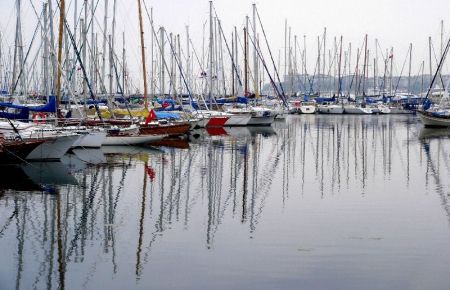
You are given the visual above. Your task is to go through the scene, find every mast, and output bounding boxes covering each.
[56,0,66,115]
[72,0,77,97]
[81,17,87,109]
[303,35,306,93]
[408,43,412,94]
[234,26,239,95]
[362,34,367,97]
[244,17,249,96]
[150,7,154,98]
[112,0,117,94]
[122,32,126,95]
[323,27,326,93]
[43,3,50,98]
[231,30,235,96]
[441,20,444,60]
[160,27,165,97]
[252,3,258,97]
[90,0,95,93]
[317,36,320,94]
[338,36,343,96]
[186,25,190,95]
[284,19,287,82]
[48,0,57,94]
[389,47,394,95]
[209,1,214,104]
[137,0,149,108]
[102,0,108,92]
[429,36,432,88]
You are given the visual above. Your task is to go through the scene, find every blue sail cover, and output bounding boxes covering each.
[0,107,29,120]
[0,96,57,120]
[29,96,57,112]
[216,97,248,104]
[315,97,336,103]
[155,111,181,119]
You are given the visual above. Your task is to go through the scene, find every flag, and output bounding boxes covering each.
[145,109,157,125]
[162,101,170,109]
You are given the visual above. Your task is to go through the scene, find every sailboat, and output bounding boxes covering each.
[418,35,450,127]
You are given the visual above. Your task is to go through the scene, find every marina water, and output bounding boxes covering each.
[1,115,450,290]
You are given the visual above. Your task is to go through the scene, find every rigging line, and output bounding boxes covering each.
[348,36,366,94]
[212,6,243,88]
[142,0,197,111]
[430,41,447,90]
[11,8,42,94]
[425,36,450,100]
[246,24,288,108]
[56,0,103,121]
[294,37,312,93]
[393,45,411,94]
[255,7,287,100]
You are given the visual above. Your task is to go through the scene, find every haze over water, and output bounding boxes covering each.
[1,115,450,290]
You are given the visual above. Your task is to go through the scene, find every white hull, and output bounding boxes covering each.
[72,131,107,148]
[300,106,317,114]
[225,115,251,126]
[318,105,344,114]
[247,116,275,126]
[26,135,79,161]
[418,111,450,127]
[102,134,166,146]
[344,105,373,114]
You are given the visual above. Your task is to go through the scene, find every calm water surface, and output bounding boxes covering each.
[1,115,450,290]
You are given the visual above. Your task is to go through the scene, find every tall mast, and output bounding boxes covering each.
[72,0,77,96]
[137,0,148,108]
[102,0,108,93]
[362,34,368,97]
[81,17,87,108]
[407,43,412,94]
[441,20,444,60]
[429,36,432,88]
[338,36,343,96]
[317,36,320,94]
[209,1,214,103]
[122,32,126,95]
[252,3,258,97]
[234,26,239,94]
[284,19,287,82]
[375,38,378,93]
[90,0,95,93]
[49,0,57,94]
[150,8,154,98]
[244,18,248,96]
[389,47,394,95]
[111,0,117,95]
[186,25,190,95]
[43,3,50,98]
[56,0,66,114]
[160,27,165,97]
[231,30,235,96]
[323,27,326,91]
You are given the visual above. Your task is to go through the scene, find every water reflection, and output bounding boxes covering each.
[1,115,450,290]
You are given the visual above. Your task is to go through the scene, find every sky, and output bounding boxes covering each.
[0,0,449,90]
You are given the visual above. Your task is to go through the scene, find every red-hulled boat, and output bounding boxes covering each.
[206,116,229,127]
[0,137,46,164]
[139,122,191,137]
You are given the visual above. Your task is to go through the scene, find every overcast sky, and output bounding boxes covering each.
[0,0,449,88]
